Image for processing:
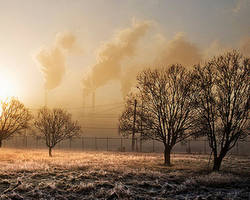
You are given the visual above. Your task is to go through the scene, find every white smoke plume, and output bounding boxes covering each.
[82,21,247,99]
[120,32,202,97]
[37,32,76,90]
[156,32,202,67]
[82,21,151,96]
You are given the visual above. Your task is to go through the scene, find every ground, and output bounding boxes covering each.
[0,149,249,200]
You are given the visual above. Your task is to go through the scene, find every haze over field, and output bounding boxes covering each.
[0,0,249,136]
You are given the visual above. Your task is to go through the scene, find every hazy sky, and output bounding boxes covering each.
[0,0,249,108]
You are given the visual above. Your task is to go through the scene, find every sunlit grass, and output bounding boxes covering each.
[0,149,249,199]
[0,148,249,175]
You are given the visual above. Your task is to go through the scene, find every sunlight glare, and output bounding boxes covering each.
[0,73,17,101]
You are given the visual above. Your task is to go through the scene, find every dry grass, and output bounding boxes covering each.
[0,148,249,199]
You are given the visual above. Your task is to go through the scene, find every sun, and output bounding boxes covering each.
[0,72,19,116]
[0,77,15,116]
[0,75,17,101]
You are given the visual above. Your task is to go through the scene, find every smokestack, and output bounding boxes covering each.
[92,91,95,113]
[82,93,86,117]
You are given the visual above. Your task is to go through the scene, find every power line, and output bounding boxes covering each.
[94,105,124,113]
[82,127,118,129]
[65,102,124,109]
[28,103,124,112]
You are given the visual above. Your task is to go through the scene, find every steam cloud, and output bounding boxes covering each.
[156,33,202,67]
[120,32,202,97]
[82,20,248,99]
[82,21,151,96]
[37,32,76,90]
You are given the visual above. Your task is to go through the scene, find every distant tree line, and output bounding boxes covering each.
[119,50,249,171]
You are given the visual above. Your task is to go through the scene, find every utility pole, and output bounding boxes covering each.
[140,100,143,152]
[132,99,137,151]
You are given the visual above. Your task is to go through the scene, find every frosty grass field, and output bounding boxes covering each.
[0,149,249,200]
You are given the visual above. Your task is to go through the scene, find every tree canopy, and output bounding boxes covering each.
[34,107,81,156]
[0,98,32,147]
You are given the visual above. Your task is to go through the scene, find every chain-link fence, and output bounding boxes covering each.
[2,136,250,155]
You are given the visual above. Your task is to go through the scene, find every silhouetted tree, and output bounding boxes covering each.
[0,98,32,147]
[192,51,250,171]
[34,107,81,156]
[119,65,196,165]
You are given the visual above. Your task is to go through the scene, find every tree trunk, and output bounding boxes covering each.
[49,147,52,157]
[213,156,223,171]
[213,148,228,171]
[0,140,2,148]
[164,144,171,166]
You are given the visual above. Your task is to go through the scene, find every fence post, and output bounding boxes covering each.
[120,138,123,152]
[236,141,239,155]
[15,136,18,148]
[136,138,138,152]
[82,136,84,151]
[152,139,155,152]
[186,140,191,154]
[36,136,38,149]
[204,140,207,154]
[140,137,142,152]
[95,137,97,150]
[24,135,27,149]
[69,137,72,150]
[107,137,109,151]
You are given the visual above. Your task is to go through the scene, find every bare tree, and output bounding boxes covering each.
[192,51,250,171]
[119,64,196,165]
[34,107,81,156]
[0,98,32,147]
